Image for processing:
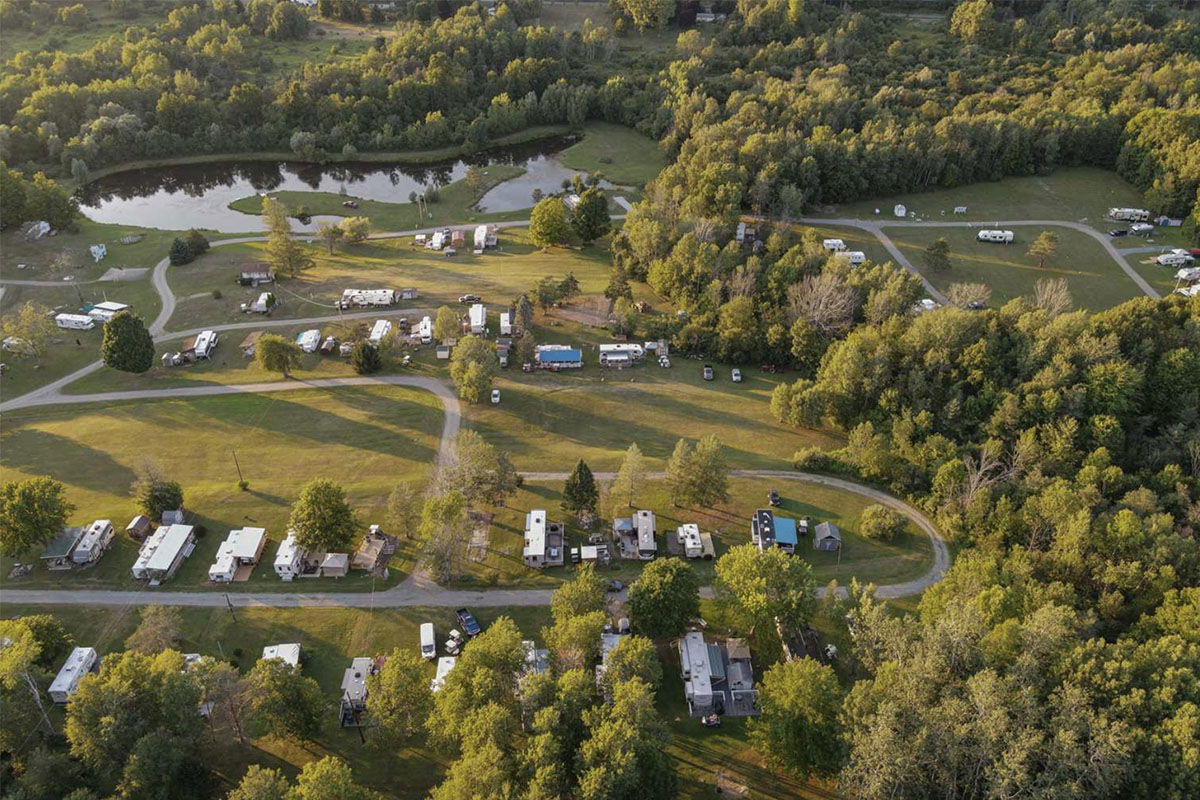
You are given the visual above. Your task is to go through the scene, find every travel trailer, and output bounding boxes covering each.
[1108,207,1150,222]
[339,289,395,308]
[1156,249,1195,268]
[55,313,95,330]
[822,238,846,251]
[86,301,130,322]
[192,330,218,358]
[418,316,433,344]
[296,329,321,353]
[368,319,392,346]
[976,230,1014,244]
[48,647,98,703]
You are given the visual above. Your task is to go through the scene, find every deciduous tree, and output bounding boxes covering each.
[130,464,183,521]
[289,478,357,552]
[367,649,433,746]
[241,657,324,741]
[441,430,519,507]
[0,476,74,558]
[714,543,818,632]
[449,334,498,403]
[254,333,302,377]
[571,187,611,243]
[627,559,700,639]
[339,215,370,243]
[530,196,572,248]
[350,341,381,374]
[923,237,951,272]
[749,658,844,778]
[608,442,646,511]
[434,305,459,342]
[1027,230,1059,268]
[125,605,183,654]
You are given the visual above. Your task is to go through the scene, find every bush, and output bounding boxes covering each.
[859,504,906,542]
[793,447,838,473]
[211,289,222,300]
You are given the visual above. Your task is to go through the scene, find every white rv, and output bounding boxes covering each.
[340,289,395,308]
[368,319,393,346]
[839,250,867,266]
[1129,222,1154,235]
[274,532,305,581]
[296,329,321,353]
[72,519,114,565]
[635,509,657,560]
[131,524,196,585]
[430,656,457,692]
[976,230,1014,244]
[1156,249,1195,268]
[193,330,218,358]
[468,303,486,334]
[420,623,436,660]
[418,315,433,344]
[48,647,98,704]
[55,313,95,330]
[87,301,130,323]
[1108,207,1150,222]
[499,312,512,336]
[677,524,704,559]
[429,230,446,250]
[473,224,489,252]
[822,238,846,252]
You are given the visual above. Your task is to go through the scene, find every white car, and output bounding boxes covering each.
[731,368,742,383]
[491,389,501,404]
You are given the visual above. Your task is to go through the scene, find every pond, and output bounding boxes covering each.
[76,136,614,234]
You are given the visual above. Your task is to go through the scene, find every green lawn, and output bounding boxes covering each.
[558,122,668,186]
[0,386,443,591]
[455,476,932,590]
[882,225,1144,309]
[1123,248,1191,297]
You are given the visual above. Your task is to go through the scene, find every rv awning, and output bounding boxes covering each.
[41,527,83,560]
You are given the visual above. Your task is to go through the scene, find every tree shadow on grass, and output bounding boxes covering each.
[0,427,138,493]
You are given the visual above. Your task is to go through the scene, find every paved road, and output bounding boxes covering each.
[0,469,947,608]
[802,216,1161,300]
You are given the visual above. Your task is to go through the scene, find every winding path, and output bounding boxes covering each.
[797,216,1162,301]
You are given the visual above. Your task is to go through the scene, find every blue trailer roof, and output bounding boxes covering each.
[774,517,798,545]
[537,348,582,362]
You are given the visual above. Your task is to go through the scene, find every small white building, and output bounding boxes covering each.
[274,532,305,581]
[431,656,457,692]
[131,524,196,585]
[208,526,267,583]
[54,313,95,331]
[296,329,321,353]
[262,643,301,668]
[368,319,392,346]
[677,524,703,558]
[822,238,846,252]
[499,312,512,336]
[976,229,1014,244]
[71,519,114,565]
[87,301,130,323]
[636,510,657,560]
[48,647,98,704]
[468,303,486,334]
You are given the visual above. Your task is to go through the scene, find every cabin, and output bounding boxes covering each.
[523,509,565,568]
[339,656,375,726]
[208,526,267,583]
[86,301,130,323]
[261,643,301,668]
[430,656,457,693]
[131,524,196,584]
[40,526,85,570]
[48,647,98,704]
[126,515,152,541]
[814,521,842,551]
[468,303,486,334]
[677,524,704,558]
[296,329,321,353]
[635,510,657,560]
[72,519,114,565]
[534,345,583,370]
[274,532,305,581]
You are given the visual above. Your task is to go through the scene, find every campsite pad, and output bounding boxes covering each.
[99,267,149,281]
[232,563,255,582]
[467,511,493,562]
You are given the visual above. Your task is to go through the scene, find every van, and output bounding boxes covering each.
[419,623,436,659]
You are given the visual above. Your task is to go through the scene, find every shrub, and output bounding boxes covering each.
[859,504,906,542]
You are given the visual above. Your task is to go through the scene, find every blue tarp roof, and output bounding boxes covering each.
[774,517,798,545]
[537,348,582,362]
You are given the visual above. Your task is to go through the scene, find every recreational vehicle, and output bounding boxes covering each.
[636,510,657,560]
[208,526,267,583]
[55,313,95,330]
[822,238,846,251]
[1156,249,1195,268]
[48,647,98,703]
[976,230,1014,244]
[274,532,305,581]
[368,319,392,346]
[474,224,489,252]
[468,303,486,334]
[130,524,196,585]
[86,301,129,323]
[296,329,321,353]
[418,316,433,344]
[839,250,867,266]
[499,312,512,336]
[339,289,395,308]
[1108,207,1150,222]
[245,292,275,314]
[677,524,704,558]
[430,656,457,692]
[71,519,114,565]
[193,330,218,359]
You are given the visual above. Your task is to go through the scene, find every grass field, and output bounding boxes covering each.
[0,386,443,590]
[559,122,667,186]
[882,225,1144,309]
[455,476,932,590]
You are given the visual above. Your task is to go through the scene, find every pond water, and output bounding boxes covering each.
[76,136,613,234]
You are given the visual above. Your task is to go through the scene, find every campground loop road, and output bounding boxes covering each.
[796,216,1162,301]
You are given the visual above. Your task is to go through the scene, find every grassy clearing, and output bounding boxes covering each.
[1122,249,1192,297]
[0,386,443,591]
[226,164,528,230]
[558,122,668,186]
[821,167,1148,231]
[882,225,1142,309]
[456,476,931,590]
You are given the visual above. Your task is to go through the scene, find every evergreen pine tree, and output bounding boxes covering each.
[562,459,598,513]
[100,311,155,373]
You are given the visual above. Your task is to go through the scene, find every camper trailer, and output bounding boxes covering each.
[418,316,433,344]
[822,238,846,252]
[473,224,488,253]
[274,532,305,581]
[468,303,486,334]
[339,289,395,308]
[368,319,393,346]
[1130,222,1155,235]
[677,524,704,558]
[635,510,657,560]
[976,230,1014,244]
[208,526,267,583]
[430,656,457,692]
[193,330,218,359]
[838,250,867,266]
[296,329,321,353]
[86,301,130,323]
[428,230,446,250]
[55,313,95,330]
[499,312,512,336]
[48,647,98,704]
[130,524,196,585]
[1109,207,1151,222]
[420,623,436,660]
[1156,249,1195,268]
[71,519,114,565]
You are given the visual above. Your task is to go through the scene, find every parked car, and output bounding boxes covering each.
[731,368,742,382]
[459,294,481,303]
[703,365,714,381]
[444,629,464,656]
[491,389,500,404]
[768,489,781,507]
[966,300,987,311]
[1189,248,1200,258]
[1108,229,1128,237]
[606,579,624,593]
[761,364,781,373]
[455,608,482,637]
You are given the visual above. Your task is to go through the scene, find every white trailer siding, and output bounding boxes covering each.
[636,510,657,560]
[1108,207,1150,222]
[87,301,130,322]
[499,312,512,336]
[469,303,486,334]
[296,329,321,353]
[368,319,392,346]
[420,623,436,659]
[72,519,114,565]
[431,656,457,692]
[418,316,433,344]
[193,330,218,358]
[822,238,846,251]
[55,313,95,330]
[48,647,98,704]
[340,289,395,307]
[976,230,1014,244]
[274,532,305,581]
[1157,251,1195,268]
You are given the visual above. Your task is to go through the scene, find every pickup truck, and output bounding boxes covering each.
[455,608,482,637]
